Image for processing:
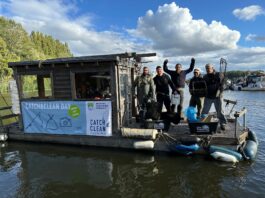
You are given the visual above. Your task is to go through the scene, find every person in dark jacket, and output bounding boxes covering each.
[189,68,207,117]
[163,58,195,116]
[201,63,227,130]
[153,66,176,113]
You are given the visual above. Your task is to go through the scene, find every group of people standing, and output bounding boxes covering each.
[133,58,227,130]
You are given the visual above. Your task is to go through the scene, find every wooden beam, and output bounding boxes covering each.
[37,75,45,98]
[0,106,12,111]
[70,71,76,99]
[136,53,156,57]
[224,99,237,105]
[0,114,18,120]
[50,71,55,99]
[234,108,247,118]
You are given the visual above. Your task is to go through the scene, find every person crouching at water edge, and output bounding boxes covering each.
[163,58,195,118]
[153,66,176,113]
[189,68,207,118]
[133,66,155,121]
[201,63,227,130]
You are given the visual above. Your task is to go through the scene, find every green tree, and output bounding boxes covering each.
[0,37,19,80]
[0,16,72,83]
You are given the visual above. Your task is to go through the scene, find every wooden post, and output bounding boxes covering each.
[0,116,3,128]
[50,71,55,98]
[131,68,137,117]
[37,75,45,98]
[111,62,120,132]
[14,68,24,130]
[70,70,76,99]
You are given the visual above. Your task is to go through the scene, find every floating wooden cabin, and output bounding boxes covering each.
[4,52,257,160]
[8,52,156,131]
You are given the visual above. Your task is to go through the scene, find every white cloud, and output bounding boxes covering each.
[246,34,265,42]
[130,2,240,56]
[1,0,265,70]
[222,47,265,68]
[245,34,256,41]
[3,0,140,56]
[147,47,265,73]
[233,5,264,21]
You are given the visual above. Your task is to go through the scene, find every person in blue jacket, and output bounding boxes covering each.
[163,58,195,117]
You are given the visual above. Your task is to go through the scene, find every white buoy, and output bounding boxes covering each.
[121,128,158,140]
[133,140,154,150]
[211,151,238,163]
[0,133,8,141]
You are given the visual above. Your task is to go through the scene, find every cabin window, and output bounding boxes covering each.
[75,72,111,99]
[21,74,53,99]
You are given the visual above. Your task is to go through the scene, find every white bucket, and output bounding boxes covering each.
[171,93,180,106]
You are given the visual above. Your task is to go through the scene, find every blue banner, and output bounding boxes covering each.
[22,101,87,135]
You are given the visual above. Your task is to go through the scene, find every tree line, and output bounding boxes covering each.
[226,70,264,82]
[0,16,72,81]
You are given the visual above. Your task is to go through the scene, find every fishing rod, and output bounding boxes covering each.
[218,58,227,96]
[220,58,227,85]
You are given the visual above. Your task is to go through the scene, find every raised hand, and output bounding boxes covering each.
[191,58,195,65]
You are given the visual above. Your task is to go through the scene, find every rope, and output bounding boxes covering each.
[201,135,212,148]
[238,141,249,160]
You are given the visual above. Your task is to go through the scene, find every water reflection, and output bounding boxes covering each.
[0,142,254,198]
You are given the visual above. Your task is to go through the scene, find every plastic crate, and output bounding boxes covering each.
[188,121,218,134]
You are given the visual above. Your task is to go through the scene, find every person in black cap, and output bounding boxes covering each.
[189,68,207,118]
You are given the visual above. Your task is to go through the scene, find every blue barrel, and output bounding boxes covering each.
[243,140,258,160]
[209,145,243,161]
[248,130,258,145]
[179,137,201,145]
[175,144,200,151]
[170,144,200,155]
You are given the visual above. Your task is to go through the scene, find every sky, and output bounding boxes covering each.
[0,0,265,72]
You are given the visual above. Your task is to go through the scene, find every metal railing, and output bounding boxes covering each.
[234,107,247,138]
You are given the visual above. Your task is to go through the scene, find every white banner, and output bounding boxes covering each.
[86,101,112,136]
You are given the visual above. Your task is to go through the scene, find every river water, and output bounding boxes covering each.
[0,91,265,198]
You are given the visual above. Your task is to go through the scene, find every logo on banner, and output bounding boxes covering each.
[87,102,94,111]
[68,105,80,118]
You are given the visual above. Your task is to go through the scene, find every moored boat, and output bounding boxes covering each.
[1,52,258,162]
[232,74,265,91]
